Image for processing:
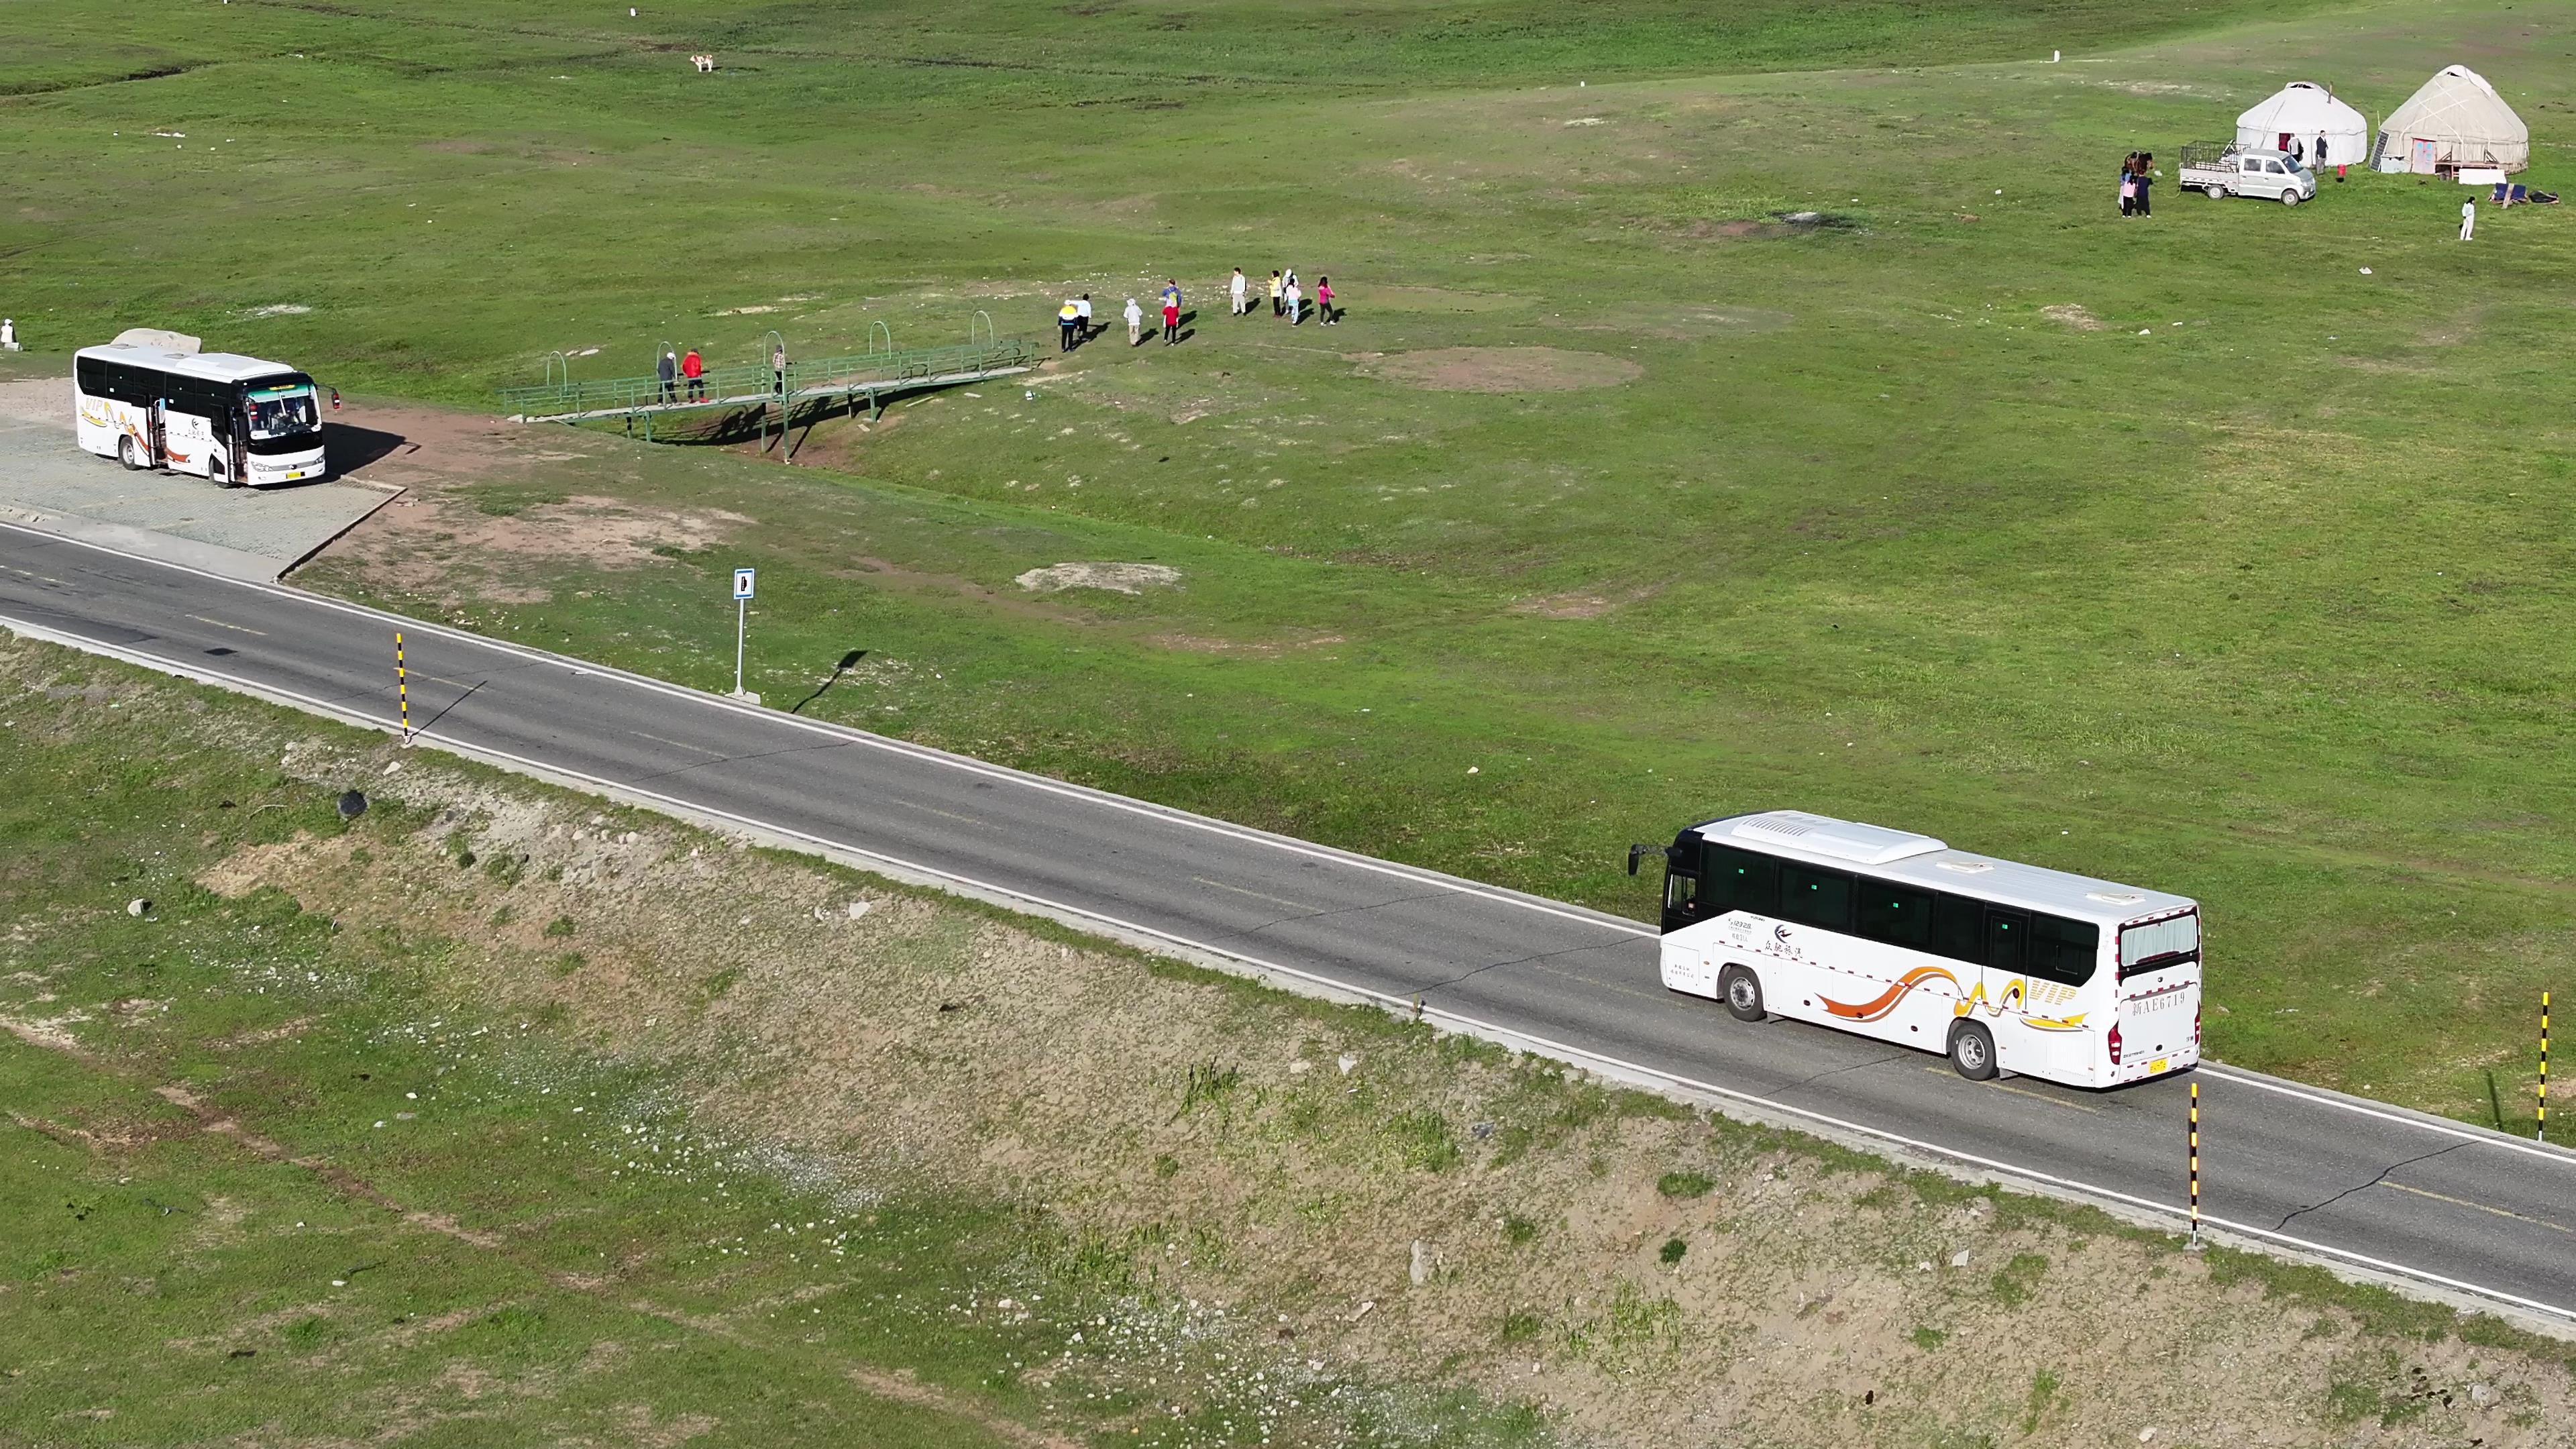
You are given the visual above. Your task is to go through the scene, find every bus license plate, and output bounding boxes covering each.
[2150,1057,2169,1074]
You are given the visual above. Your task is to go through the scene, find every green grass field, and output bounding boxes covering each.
[7,0,2576,1124]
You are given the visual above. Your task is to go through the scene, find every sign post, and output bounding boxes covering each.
[2186,1079,2202,1250]
[731,568,756,700]
[394,631,412,746]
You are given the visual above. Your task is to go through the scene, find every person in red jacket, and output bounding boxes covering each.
[681,347,706,401]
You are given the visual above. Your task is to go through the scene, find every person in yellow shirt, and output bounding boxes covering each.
[1268,270,1284,318]
[1058,299,1080,352]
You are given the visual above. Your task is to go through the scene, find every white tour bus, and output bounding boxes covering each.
[74,331,327,486]
[1640,810,2202,1087]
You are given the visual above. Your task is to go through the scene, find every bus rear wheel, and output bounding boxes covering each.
[1947,1020,1998,1081]
[1720,965,1765,1022]
[117,435,142,470]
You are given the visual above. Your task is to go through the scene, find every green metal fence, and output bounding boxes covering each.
[498,335,1040,423]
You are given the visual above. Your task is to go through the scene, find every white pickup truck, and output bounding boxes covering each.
[2178,143,2318,205]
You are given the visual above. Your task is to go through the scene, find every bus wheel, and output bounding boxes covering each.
[1720,965,1765,1022]
[117,435,141,470]
[1947,1021,1998,1081]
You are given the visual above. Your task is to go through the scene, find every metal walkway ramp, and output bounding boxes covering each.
[498,325,1041,437]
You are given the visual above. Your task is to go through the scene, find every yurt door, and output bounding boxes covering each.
[2278,131,2294,152]
[2410,138,2438,174]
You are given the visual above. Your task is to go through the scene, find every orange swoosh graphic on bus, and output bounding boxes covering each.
[1819,966,1960,1022]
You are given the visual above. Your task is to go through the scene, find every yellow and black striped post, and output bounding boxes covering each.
[394,631,411,745]
[2540,989,2551,1144]
[2188,1079,2202,1248]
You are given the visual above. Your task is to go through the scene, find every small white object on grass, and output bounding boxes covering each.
[2359,266,2373,274]
[845,900,871,919]
[2139,329,2152,335]
[1949,1249,1970,1267]
[1337,1053,1359,1075]
[2053,50,2060,62]
[1466,765,1479,774]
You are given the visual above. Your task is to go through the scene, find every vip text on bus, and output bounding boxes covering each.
[1637,810,2201,1087]
[74,333,327,486]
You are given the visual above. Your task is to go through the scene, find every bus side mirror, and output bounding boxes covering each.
[1626,842,1657,877]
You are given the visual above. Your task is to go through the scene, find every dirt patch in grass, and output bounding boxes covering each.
[2041,304,2109,332]
[1572,304,1793,341]
[1508,587,1660,620]
[300,400,755,605]
[1014,561,1179,594]
[1363,347,1642,394]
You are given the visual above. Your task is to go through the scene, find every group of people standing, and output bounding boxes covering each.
[1062,268,1340,354]
[2118,152,2156,217]
[1229,267,1334,324]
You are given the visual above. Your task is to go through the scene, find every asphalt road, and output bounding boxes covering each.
[5,518,2573,1328]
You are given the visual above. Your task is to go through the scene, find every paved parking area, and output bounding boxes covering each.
[0,378,400,580]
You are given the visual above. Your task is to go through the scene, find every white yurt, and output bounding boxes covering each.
[2373,64,2529,173]
[2235,82,2369,169]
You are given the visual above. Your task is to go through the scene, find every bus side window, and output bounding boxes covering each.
[2027,914,2100,985]
[1929,892,1983,963]
[1982,908,2029,973]
[1855,883,1934,949]
[1776,863,1854,932]
[76,358,105,397]
[1703,845,1778,915]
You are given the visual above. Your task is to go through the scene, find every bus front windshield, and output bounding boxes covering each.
[245,384,320,441]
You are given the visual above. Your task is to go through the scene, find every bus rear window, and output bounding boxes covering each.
[2120,914,2200,978]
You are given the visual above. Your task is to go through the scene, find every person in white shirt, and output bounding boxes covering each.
[1076,293,1093,341]
[2461,200,2476,241]
[1283,278,1302,325]
[1123,297,1144,346]
[1230,267,1248,315]
[0,318,16,352]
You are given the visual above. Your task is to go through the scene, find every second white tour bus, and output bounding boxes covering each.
[1638,810,2201,1087]
[74,331,327,486]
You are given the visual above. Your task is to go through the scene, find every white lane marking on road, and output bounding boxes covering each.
[5,613,2569,1326]
[0,522,1654,945]
[2382,1181,2575,1236]
[1191,876,1322,914]
[2200,1065,2576,1169]
[185,614,266,636]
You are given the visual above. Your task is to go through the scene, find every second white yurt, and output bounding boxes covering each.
[2235,82,2370,170]
[2373,64,2529,173]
